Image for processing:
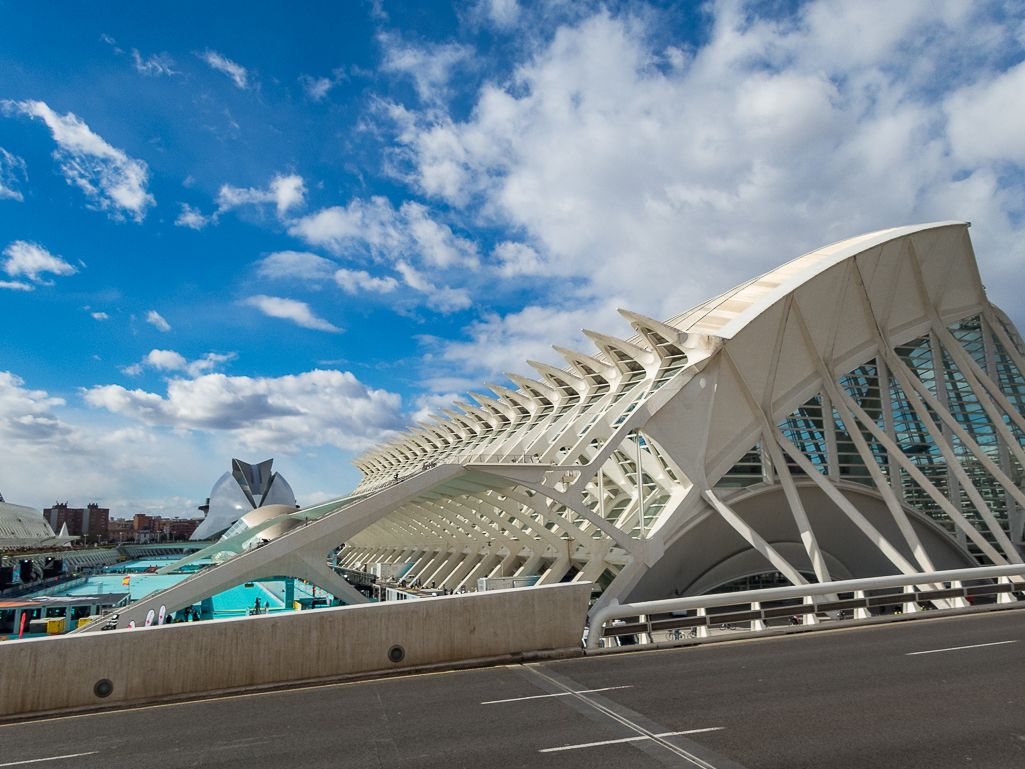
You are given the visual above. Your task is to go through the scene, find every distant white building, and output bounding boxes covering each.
[0,495,75,548]
[191,459,297,540]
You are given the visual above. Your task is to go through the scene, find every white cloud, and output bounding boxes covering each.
[394,261,470,313]
[145,349,188,371]
[243,295,342,332]
[84,369,404,453]
[132,49,177,76]
[0,370,184,511]
[91,312,109,320]
[2,100,155,222]
[493,241,546,277]
[174,203,211,230]
[122,348,236,378]
[0,148,27,201]
[471,0,520,30]
[334,268,399,295]
[2,241,77,284]
[146,310,172,332]
[380,33,472,104]
[256,250,336,280]
[377,2,1025,382]
[427,301,621,383]
[289,196,477,268]
[299,74,335,101]
[198,49,250,89]
[216,173,307,218]
[0,280,33,292]
[946,59,1025,165]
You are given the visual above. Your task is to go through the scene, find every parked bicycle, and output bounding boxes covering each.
[664,627,698,641]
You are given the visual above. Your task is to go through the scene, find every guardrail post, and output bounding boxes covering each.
[639,614,650,644]
[951,580,970,608]
[854,590,870,619]
[696,607,709,638]
[903,585,919,614]
[803,597,819,625]
[751,601,765,631]
[998,576,1018,604]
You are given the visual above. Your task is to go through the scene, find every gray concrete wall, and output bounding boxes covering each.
[0,582,590,718]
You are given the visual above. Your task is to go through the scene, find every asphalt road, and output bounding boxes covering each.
[2,609,1024,768]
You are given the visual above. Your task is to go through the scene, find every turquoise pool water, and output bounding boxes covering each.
[37,558,329,617]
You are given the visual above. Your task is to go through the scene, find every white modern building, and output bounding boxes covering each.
[0,495,74,549]
[191,458,297,541]
[90,222,1025,628]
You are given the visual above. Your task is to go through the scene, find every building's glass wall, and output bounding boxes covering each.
[714,314,1025,561]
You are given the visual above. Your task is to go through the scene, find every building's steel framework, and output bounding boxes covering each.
[79,221,1025,630]
[338,221,1025,611]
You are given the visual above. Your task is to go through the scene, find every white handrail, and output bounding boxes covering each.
[586,564,1025,648]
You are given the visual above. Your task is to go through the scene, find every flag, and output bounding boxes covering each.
[122,576,130,586]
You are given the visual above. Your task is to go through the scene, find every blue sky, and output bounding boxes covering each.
[2,0,1025,519]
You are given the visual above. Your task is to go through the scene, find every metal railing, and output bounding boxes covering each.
[586,565,1025,649]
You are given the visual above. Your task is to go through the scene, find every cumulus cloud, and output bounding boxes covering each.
[255,252,399,296]
[493,241,546,277]
[0,280,33,291]
[243,295,342,332]
[91,312,108,320]
[0,370,175,508]
[376,2,1025,379]
[289,196,477,268]
[132,49,177,76]
[946,59,1025,166]
[394,262,470,313]
[146,310,171,332]
[84,369,405,453]
[0,148,27,201]
[121,349,236,378]
[2,100,155,222]
[198,49,250,89]
[216,173,306,219]
[174,203,211,230]
[2,241,77,284]
[334,268,399,295]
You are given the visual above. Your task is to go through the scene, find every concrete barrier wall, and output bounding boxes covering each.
[0,582,590,718]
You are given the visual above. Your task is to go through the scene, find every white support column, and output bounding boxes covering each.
[853,591,870,619]
[802,595,819,625]
[998,576,1019,604]
[636,431,645,539]
[951,580,970,609]
[902,585,919,614]
[696,607,708,638]
[751,601,766,631]
[774,428,920,576]
[702,489,809,587]
[822,389,840,481]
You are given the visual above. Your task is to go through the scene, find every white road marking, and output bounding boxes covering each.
[524,665,730,768]
[541,728,724,753]
[0,753,98,767]
[907,640,1018,656]
[483,685,632,704]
